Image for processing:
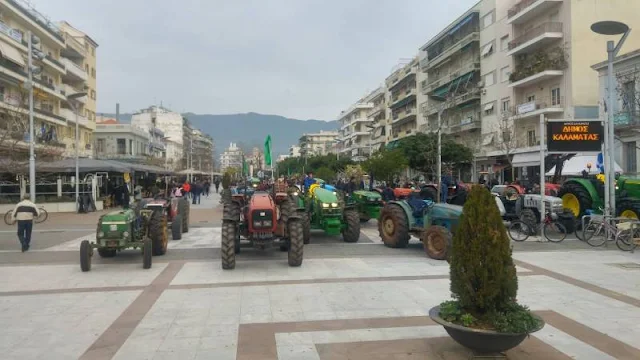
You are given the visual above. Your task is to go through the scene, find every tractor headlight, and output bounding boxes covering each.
[322,203,329,208]
[331,203,338,208]
[263,220,272,227]
[97,231,104,238]
[292,191,299,196]
[122,231,129,238]
[333,192,337,195]
[616,185,619,190]
[253,221,262,227]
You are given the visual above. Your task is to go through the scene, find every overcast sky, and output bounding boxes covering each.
[34,0,476,120]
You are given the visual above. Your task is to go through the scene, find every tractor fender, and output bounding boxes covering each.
[494,196,506,217]
[563,178,600,203]
[385,200,416,229]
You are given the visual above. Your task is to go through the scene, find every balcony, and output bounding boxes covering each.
[509,48,566,88]
[614,111,640,129]
[61,33,86,59]
[388,65,417,91]
[4,0,65,45]
[422,32,480,70]
[510,96,564,120]
[59,84,87,103]
[60,108,92,128]
[424,62,480,95]
[61,58,88,82]
[392,107,417,126]
[508,22,563,56]
[367,103,386,119]
[445,116,481,134]
[507,0,563,25]
[389,88,417,110]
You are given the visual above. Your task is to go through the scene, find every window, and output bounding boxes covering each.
[481,42,494,57]
[96,138,105,153]
[551,87,561,106]
[117,139,126,154]
[483,71,495,87]
[500,66,511,82]
[129,139,133,155]
[0,85,4,99]
[626,142,637,173]
[502,98,511,114]
[482,11,494,28]
[483,102,495,115]
[527,130,537,147]
[500,35,509,52]
[527,94,536,103]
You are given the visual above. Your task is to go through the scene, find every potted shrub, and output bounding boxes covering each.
[429,185,544,354]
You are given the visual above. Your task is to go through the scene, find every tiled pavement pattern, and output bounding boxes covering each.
[1,241,640,359]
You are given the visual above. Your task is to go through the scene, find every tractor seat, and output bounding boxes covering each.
[407,197,429,218]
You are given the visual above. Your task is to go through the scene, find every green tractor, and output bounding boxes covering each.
[558,175,640,220]
[348,190,383,223]
[80,205,168,272]
[298,183,360,244]
[378,198,463,260]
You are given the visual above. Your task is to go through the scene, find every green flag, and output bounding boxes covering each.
[264,135,272,167]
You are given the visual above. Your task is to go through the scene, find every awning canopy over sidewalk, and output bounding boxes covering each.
[35,158,173,175]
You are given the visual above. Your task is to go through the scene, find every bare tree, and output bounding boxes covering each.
[0,86,66,174]
[492,109,518,182]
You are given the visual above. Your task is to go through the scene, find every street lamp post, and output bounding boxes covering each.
[27,31,35,200]
[66,92,88,212]
[591,20,631,218]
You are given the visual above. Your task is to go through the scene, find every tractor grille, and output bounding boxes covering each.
[252,210,274,228]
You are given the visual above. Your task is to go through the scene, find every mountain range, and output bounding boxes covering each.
[100,112,338,156]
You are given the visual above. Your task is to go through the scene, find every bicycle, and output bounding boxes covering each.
[4,206,48,225]
[507,211,567,243]
[577,214,639,249]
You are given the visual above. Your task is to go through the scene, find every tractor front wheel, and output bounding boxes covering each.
[80,240,92,272]
[149,210,168,255]
[288,220,304,267]
[617,200,640,219]
[342,209,360,243]
[558,183,592,218]
[142,239,152,269]
[302,212,311,244]
[171,215,183,240]
[221,221,237,270]
[422,225,452,260]
[179,198,189,233]
[378,204,409,248]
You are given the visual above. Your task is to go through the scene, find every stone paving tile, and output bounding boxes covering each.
[514,250,640,298]
[0,291,140,360]
[0,263,167,292]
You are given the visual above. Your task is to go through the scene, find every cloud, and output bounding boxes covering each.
[33,0,476,119]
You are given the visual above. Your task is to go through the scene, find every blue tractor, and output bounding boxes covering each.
[378,197,463,260]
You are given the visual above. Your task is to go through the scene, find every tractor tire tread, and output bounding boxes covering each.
[378,204,410,248]
[221,221,236,270]
[422,225,452,260]
[149,210,168,256]
[342,209,360,243]
[288,220,304,266]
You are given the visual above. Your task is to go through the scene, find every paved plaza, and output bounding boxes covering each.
[1,193,640,359]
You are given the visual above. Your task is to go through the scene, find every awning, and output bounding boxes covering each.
[483,102,494,111]
[448,13,474,35]
[0,39,25,67]
[545,155,622,176]
[432,86,449,98]
[512,152,542,167]
[481,43,493,57]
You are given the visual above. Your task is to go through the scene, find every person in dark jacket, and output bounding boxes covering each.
[303,172,316,194]
[12,194,39,252]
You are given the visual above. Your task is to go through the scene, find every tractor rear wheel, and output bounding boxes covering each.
[301,211,311,244]
[171,215,183,240]
[342,209,360,243]
[221,221,237,270]
[378,204,409,248]
[617,200,640,219]
[149,210,168,256]
[142,238,152,269]
[288,220,304,267]
[558,182,592,218]
[179,198,189,233]
[422,225,452,260]
[80,240,92,272]
[97,248,116,258]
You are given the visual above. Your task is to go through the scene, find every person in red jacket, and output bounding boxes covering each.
[183,181,191,198]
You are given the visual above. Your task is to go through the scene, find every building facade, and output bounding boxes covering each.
[386,58,420,144]
[220,142,243,173]
[298,130,339,157]
[289,145,301,157]
[131,106,184,169]
[0,0,96,163]
[593,49,640,175]
[93,121,151,163]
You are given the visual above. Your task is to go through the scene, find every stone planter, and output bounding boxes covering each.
[429,305,544,354]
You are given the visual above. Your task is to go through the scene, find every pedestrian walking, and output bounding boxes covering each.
[204,180,210,197]
[214,177,220,194]
[12,194,39,252]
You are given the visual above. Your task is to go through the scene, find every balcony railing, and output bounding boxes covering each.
[509,47,566,83]
[424,62,480,94]
[63,33,86,57]
[5,0,64,42]
[45,55,65,70]
[446,117,481,133]
[423,32,480,69]
[508,0,540,18]
[62,58,88,81]
[508,22,562,51]
[513,96,564,116]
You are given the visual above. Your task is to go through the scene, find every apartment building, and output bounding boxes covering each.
[289,145,300,157]
[419,8,483,167]
[386,58,420,144]
[131,106,184,169]
[593,49,640,175]
[93,121,152,162]
[182,125,214,172]
[298,130,338,157]
[366,87,388,152]
[220,142,243,172]
[57,21,97,158]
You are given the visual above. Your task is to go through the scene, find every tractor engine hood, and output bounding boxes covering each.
[353,190,382,201]
[313,187,339,203]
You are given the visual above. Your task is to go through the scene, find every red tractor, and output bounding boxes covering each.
[142,197,190,240]
[220,185,305,270]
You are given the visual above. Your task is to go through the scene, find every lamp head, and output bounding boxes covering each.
[591,21,629,35]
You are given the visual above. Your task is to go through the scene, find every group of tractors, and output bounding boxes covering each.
[80,195,190,272]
